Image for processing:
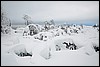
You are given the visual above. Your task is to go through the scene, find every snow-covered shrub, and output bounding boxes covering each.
[54,37,74,50]
[68,42,77,50]
[55,45,61,51]
[53,36,84,51]
[63,42,77,50]
[34,32,54,41]
[62,24,83,35]
[67,27,72,35]
[48,28,66,37]
[23,24,43,36]
[92,42,99,52]
[93,46,99,52]
[23,26,30,36]
[7,44,32,57]
[1,25,12,34]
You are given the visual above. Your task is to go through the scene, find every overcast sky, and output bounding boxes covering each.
[1,1,99,25]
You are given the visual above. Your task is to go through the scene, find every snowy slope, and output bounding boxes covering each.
[1,25,99,66]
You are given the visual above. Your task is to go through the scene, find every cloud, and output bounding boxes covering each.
[1,1,99,24]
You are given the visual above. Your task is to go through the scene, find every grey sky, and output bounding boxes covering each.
[1,1,99,25]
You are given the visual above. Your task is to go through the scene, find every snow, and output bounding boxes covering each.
[1,24,99,66]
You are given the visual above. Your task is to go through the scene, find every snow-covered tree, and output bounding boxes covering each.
[1,6,12,34]
[50,19,55,26]
[1,7,11,26]
[23,14,31,25]
[1,7,4,24]
[44,21,50,31]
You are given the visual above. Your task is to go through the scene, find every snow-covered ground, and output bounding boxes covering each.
[1,25,99,66]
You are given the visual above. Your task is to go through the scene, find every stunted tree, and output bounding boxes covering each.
[44,20,55,31]
[23,14,31,25]
[50,19,55,25]
[1,7,4,23]
[1,7,6,25]
[1,6,12,34]
[1,6,11,26]
[44,21,49,31]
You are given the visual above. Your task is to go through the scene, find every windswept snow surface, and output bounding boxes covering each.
[1,25,99,66]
